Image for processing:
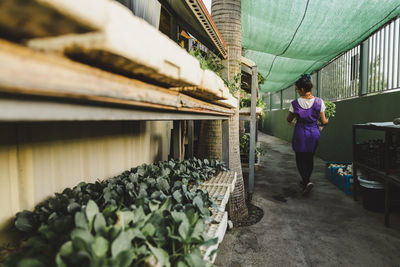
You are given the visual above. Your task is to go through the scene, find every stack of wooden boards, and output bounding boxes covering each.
[0,0,237,110]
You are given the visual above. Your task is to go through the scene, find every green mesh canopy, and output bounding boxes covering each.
[242,0,400,92]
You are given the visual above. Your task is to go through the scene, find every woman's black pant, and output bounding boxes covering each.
[295,152,314,185]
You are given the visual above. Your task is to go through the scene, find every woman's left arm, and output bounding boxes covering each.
[287,112,295,123]
[319,112,329,125]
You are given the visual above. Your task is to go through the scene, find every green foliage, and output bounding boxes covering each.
[239,134,265,156]
[257,72,265,88]
[5,158,226,266]
[189,47,224,77]
[223,73,241,96]
[189,47,241,97]
[239,97,266,110]
[324,101,336,118]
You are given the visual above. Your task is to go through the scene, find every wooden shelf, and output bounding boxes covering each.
[354,162,400,186]
[239,107,263,120]
[353,123,400,132]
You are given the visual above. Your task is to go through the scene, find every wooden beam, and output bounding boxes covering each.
[241,65,252,75]
[249,66,258,193]
[0,96,229,121]
[173,121,182,160]
[222,119,230,168]
[187,120,194,158]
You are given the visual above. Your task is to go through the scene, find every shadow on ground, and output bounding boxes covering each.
[215,132,400,267]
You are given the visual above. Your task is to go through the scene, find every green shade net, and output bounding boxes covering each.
[242,0,400,92]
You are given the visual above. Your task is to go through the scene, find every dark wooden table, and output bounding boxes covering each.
[352,123,400,227]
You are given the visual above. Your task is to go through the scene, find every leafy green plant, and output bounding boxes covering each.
[13,158,227,236]
[239,97,266,110]
[190,47,242,97]
[257,72,265,88]
[223,73,241,96]
[324,101,336,118]
[5,158,227,266]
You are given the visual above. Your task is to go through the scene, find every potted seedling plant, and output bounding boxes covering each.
[240,133,264,165]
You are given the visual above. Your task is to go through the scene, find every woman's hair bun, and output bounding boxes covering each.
[300,73,312,82]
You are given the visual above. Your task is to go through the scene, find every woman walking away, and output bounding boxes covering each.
[286,74,328,195]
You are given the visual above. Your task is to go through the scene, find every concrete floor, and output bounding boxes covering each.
[215,132,400,267]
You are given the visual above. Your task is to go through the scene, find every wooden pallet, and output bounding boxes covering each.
[203,211,228,263]
[27,1,203,88]
[239,107,263,116]
[0,39,233,116]
[0,0,107,39]
[213,92,238,109]
[202,171,237,193]
[171,70,229,101]
[198,184,230,212]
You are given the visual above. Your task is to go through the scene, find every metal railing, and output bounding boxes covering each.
[367,17,400,93]
[282,85,295,109]
[320,45,360,101]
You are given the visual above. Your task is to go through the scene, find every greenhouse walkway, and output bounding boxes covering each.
[215,132,400,267]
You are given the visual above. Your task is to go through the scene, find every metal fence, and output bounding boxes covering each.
[367,17,400,93]
[271,91,282,110]
[282,85,295,109]
[266,16,400,110]
[320,45,360,101]
[263,93,271,111]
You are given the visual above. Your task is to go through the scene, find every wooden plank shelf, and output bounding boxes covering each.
[212,93,238,109]
[24,1,234,103]
[2,0,237,106]
[239,107,263,116]
[171,70,229,101]
[0,39,234,120]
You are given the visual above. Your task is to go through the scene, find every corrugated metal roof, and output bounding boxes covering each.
[163,0,227,59]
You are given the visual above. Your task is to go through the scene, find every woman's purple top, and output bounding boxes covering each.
[291,97,322,153]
